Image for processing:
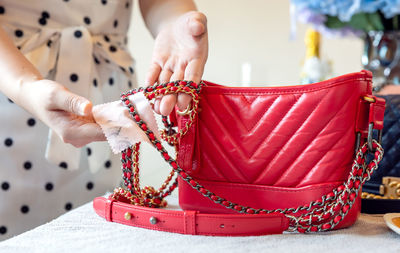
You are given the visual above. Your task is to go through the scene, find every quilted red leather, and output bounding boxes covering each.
[177,70,374,229]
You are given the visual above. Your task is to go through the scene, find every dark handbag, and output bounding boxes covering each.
[362,95,400,213]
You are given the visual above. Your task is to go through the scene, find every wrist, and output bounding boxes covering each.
[16,73,43,108]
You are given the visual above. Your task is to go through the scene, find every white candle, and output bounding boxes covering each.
[241,62,251,87]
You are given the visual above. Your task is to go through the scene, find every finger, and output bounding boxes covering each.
[153,98,161,115]
[53,88,92,116]
[187,12,207,37]
[170,68,184,82]
[184,59,205,85]
[145,63,162,86]
[158,68,173,84]
[78,123,107,142]
[171,66,191,111]
[72,123,106,147]
[177,93,192,111]
[158,68,175,115]
[160,93,177,116]
[58,120,106,148]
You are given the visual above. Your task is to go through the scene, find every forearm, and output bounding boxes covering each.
[139,0,197,38]
[0,26,42,104]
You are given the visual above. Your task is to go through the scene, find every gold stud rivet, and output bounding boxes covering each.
[149,216,157,224]
[124,212,132,220]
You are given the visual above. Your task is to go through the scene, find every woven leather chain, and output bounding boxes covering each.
[110,80,384,233]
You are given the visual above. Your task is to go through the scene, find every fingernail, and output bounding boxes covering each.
[79,102,90,115]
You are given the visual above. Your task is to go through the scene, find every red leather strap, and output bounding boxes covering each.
[355,95,386,136]
[93,197,289,236]
[105,198,115,221]
[368,95,386,130]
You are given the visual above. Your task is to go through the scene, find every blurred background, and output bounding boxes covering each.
[129,0,363,86]
[127,0,365,186]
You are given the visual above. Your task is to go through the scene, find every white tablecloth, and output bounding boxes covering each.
[1,195,399,253]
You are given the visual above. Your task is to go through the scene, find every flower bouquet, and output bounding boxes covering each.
[292,0,400,90]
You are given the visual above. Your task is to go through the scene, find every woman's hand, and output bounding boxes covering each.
[21,79,105,147]
[146,11,208,116]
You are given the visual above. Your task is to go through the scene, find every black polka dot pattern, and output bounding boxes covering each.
[86,182,94,190]
[0,226,7,235]
[1,182,10,191]
[24,161,32,170]
[83,16,91,25]
[38,11,50,27]
[87,147,92,156]
[109,45,117,53]
[4,138,13,147]
[20,205,29,214]
[65,202,73,211]
[27,118,36,127]
[0,0,133,237]
[104,160,111,169]
[70,73,78,82]
[38,18,47,26]
[45,182,54,191]
[15,29,24,38]
[42,11,50,19]
[59,162,68,169]
[74,30,82,38]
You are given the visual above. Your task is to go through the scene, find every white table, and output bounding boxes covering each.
[1,195,399,253]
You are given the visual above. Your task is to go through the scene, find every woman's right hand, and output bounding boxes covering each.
[20,79,106,147]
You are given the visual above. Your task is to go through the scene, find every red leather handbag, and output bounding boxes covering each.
[94,70,386,236]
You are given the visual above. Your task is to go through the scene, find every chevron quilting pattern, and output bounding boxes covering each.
[184,74,372,187]
[367,95,400,183]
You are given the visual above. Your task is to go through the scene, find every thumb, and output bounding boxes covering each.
[187,12,207,37]
[54,88,92,116]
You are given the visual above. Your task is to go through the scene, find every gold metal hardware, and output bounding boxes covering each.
[380,177,400,199]
[176,103,193,116]
[363,96,376,103]
[362,177,400,199]
[124,212,132,220]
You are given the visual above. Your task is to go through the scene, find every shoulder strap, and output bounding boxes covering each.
[93,197,289,236]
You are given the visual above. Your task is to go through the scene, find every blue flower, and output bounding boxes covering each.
[381,0,400,18]
[296,9,362,37]
[292,0,384,21]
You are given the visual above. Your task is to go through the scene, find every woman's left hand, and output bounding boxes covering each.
[145,11,208,116]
